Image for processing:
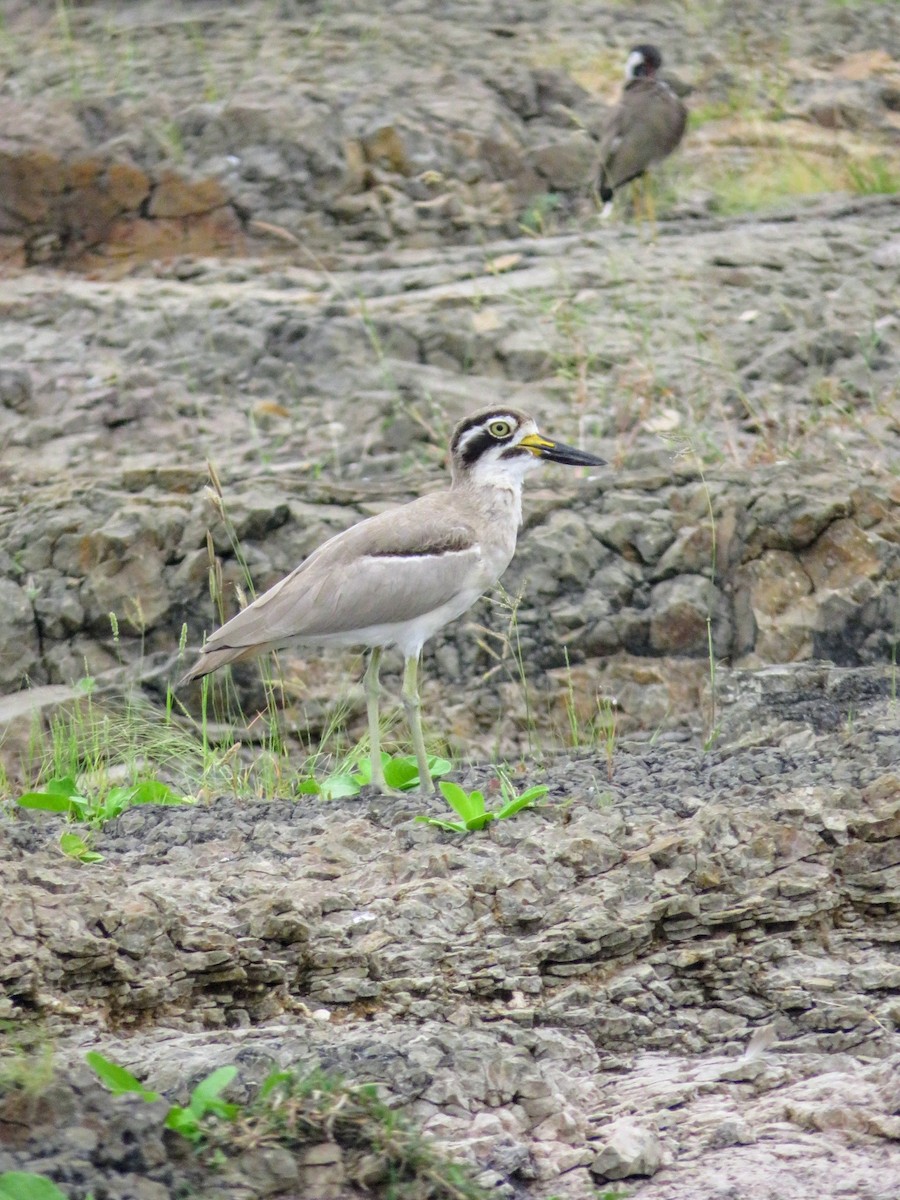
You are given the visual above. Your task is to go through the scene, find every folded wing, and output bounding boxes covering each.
[597,80,687,194]
[182,496,483,680]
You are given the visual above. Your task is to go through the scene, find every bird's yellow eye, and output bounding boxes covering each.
[487,419,513,439]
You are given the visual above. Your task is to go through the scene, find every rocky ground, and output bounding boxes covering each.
[1,666,898,1199]
[0,1,899,1198]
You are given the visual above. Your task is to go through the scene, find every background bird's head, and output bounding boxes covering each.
[625,44,663,81]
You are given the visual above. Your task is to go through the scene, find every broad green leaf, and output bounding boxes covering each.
[44,777,81,798]
[414,815,468,833]
[438,781,486,822]
[129,779,184,805]
[105,786,134,804]
[463,792,487,818]
[319,774,362,799]
[188,1065,238,1112]
[195,1097,240,1120]
[0,1172,68,1200]
[464,812,495,831]
[347,752,390,787]
[166,1066,240,1139]
[16,793,77,814]
[258,1069,294,1099]
[164,1107,202,1140]
[391,755,454,790]
[496,786,548,820]
[383,757,421,789]
[426,756,453,778]
[519,785,549,803]
[309,754,452,799]
[385,755,453,790]
[349,757,373,785]
[85,1051,160,1101]
[99,788,133,821]
[59,832,104,863]
[437,780,466,812]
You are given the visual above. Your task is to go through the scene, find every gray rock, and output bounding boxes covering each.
[872,237,900,269]
[530,135,595,190]
[649,574,726,656]
[0,578,41,689]
[590,1120,663,1179]
[0,367,33,412]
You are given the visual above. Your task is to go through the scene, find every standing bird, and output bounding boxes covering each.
[595,43,687,219]
[181,407,605,794]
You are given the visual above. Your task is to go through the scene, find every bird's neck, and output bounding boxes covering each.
[453,473,525,528]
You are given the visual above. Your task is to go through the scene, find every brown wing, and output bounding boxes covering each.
[597,80,686,192]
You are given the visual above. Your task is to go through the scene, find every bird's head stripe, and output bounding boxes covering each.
[449,408,526,459]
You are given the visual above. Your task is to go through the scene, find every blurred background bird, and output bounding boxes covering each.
[595,43,688,220]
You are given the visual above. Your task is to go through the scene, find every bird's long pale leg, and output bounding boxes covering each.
[632,174,644,222]
[401,652,434,794]
[364,646,387,792]
[634,174,656,229]
[644,174,656,225]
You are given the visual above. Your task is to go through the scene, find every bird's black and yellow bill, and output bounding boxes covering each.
[519,432,606,468]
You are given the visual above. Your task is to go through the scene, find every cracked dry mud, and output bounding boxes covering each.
[1,1,899,1198]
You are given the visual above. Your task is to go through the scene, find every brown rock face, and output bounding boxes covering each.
[147,171,229,218]
[0,145,239,264]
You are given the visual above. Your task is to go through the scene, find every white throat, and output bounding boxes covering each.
[466,450,542,526]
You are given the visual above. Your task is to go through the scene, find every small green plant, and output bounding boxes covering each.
[596,695,619,780]
[17,776,189,827]
[663,440,722,750]
[696,453,722,748]
[417,776,548,833]
[85,1052,238,1144]
[0,1029,56,1102]
[86,1055,491,1197]
[519,191,561,236]
[702,614,722,751]
[19,654,232,810]
[562,648,581,748]
[493,584,540,755]
[15,776,192,861]
[218,1068,491,1200]
[57,830,104,864]
[297,752,451,799]
[164,1067,239,1142]
[0,1173,67,1200]
[845,155,900,196]
[54,0,82,100]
